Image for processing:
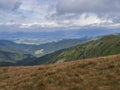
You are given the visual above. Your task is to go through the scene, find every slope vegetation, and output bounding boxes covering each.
[0,38,90,57]
[0,54,120,90]
[0,38,90,66]
[29,35,120,65]
[0,46,35,66]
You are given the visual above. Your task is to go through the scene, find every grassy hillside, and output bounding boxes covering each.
[0,38,90,66]
[0,54,120,90]
[29,35,120,65]
[0,46,35,66]
[0,38,90,57]
[31,38,90,57]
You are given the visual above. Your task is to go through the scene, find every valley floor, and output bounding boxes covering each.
[0,54,120,90]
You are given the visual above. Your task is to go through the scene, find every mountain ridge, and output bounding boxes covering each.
[0,38,90,57]
[28,35,120,65]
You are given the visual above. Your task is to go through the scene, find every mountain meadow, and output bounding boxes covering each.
[0,54,120,90]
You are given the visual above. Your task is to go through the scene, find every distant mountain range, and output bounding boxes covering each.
[0,37,91,57]
[0,28,120,44]
[27,35,120,65]
[0,37,91,66]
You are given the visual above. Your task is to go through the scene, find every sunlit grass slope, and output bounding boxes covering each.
[29,35,120,65]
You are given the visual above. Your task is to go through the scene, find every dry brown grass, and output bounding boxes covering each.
[0,54,120,90]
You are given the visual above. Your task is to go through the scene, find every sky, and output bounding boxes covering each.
[0,0,120,32]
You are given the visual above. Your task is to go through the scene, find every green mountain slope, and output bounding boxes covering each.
[0,46,35,66]
[0,38,90,57]
[0,37,90,66]
[28,35,120,65]
[31,38,90,57]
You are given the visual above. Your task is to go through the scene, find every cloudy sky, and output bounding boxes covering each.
[0,0,120,32]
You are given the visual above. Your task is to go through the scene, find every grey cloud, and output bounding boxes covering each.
[0,0,119,30]
[0,0,21,11]
[57,0,120,14]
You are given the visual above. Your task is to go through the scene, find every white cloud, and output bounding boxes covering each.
[59,13,112,26]
[0,0,119,31]
[19,21,59,28]
[1,13,112,30]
